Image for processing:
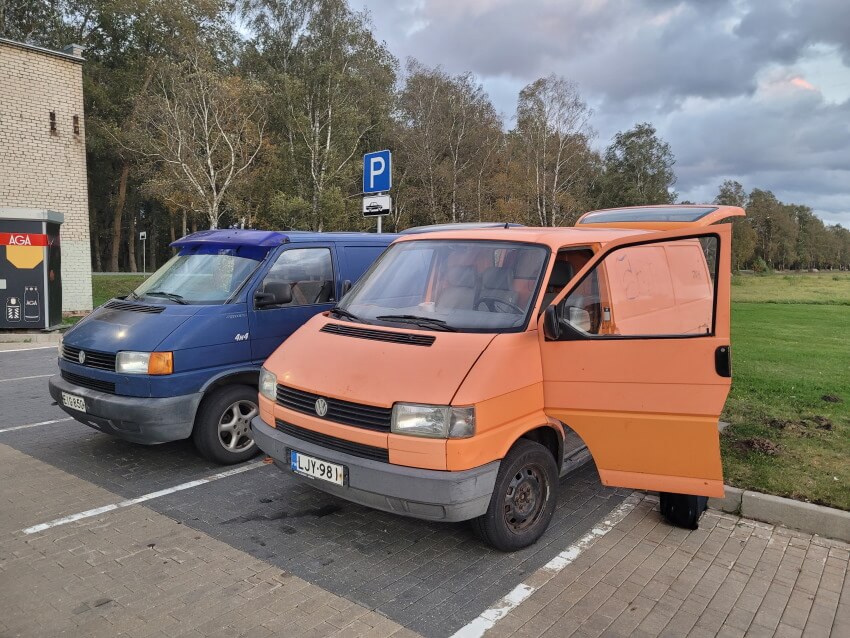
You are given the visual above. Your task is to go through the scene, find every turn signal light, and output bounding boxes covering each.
[148,352,173,375]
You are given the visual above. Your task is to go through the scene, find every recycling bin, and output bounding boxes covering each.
[0,208,63,330]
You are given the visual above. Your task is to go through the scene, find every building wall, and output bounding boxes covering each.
[0,39,93,313]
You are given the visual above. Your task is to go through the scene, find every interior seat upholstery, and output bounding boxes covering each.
[478,267,519,309]
[437,266,477,311]
[542,261,575,307]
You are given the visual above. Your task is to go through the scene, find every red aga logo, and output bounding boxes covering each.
[9,235,32,246]
[1,232,47,246]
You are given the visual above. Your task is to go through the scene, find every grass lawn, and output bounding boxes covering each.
[724,273,850,510]
[91,274,148,307]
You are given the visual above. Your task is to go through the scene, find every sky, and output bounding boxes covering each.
[349,0,850,226]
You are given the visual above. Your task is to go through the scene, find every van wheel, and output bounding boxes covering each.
[193,385,260,465]
[473,439,559,551]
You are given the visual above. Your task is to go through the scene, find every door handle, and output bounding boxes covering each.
[715,346,731,377]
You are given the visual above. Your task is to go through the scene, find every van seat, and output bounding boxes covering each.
[478,267,519,309]
[542,261,574,307]
[437,267,477,311]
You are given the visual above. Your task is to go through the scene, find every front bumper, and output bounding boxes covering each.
[48,374,202,444]
[252,417,499,522]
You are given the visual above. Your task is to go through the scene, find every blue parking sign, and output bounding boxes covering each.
[363,150,391,194]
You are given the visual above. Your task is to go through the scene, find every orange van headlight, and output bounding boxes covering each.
[115,351,173,375]
[391,404,475,439]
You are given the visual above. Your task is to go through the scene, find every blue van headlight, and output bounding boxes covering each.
[259,367,277,401]
[391,404,475,439]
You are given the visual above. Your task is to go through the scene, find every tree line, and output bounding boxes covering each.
[2,0,848,272]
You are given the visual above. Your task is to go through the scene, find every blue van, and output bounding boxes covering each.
[48,230,396,464]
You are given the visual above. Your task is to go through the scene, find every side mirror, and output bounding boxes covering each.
[543,305,561,341]
[341,280,352,297]
[255,282,292,308]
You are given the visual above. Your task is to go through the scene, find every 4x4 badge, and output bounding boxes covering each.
[78,350,86,365]
[314,398,328,417]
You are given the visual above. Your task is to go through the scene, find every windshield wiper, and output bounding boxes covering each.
[330,307,368,323]
[144,291,188,305]
[125,290,141,301]
[375,314,458,332]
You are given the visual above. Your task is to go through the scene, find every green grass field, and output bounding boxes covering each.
[725,272,850,510]
[87,271,850,509]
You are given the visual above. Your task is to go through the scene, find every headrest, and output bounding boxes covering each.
[446,266,476,288]
[481,267,512,291]
[548,261,574,289]
[514,249,544,278]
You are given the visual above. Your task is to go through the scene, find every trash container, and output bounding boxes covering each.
[0,208,63,330]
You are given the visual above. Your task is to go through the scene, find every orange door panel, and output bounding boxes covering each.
[539,224,734,497]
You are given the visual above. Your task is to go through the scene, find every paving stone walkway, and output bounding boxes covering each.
[486,495,850,638]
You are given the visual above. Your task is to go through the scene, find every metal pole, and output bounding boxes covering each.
[142,238,146,275]
[377,216,382,234]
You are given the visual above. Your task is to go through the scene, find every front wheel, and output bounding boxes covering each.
[192,385,261,465]
[473,439,559,551]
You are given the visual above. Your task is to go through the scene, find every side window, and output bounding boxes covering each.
[560,236,718,337]
[262,248,334,306]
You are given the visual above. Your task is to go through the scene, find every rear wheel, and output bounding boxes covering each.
[473,439,559,551]
[193,385,260,465]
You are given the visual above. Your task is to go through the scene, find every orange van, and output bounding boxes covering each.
[252,205,744,550]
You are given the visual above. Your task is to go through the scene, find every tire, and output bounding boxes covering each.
[473,439,559,551]
[192,384,261,465]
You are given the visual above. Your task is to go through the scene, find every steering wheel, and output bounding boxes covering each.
[478,297,525,314]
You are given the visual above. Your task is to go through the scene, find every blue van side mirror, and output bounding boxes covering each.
[255,282,293,308]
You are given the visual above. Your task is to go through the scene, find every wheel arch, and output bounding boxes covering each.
[512,420,564,467]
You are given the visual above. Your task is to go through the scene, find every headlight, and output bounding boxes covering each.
[116,351,173,375]
[57,335,64,358]
[391,403,475,439]
[259,367,277,401]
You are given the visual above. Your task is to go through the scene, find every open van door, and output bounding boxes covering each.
[575,204,745,231]
[538,222,737,502]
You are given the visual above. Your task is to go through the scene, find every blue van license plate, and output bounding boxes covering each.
[290,450,345,486]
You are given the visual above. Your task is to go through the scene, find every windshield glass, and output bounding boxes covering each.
[133,250,261,304]
[338,240,549,332]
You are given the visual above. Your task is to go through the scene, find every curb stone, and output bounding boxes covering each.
[0,331,65,344]
[709,485,850,543]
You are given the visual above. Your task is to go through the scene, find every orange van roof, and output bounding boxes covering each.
[392,226,650,250]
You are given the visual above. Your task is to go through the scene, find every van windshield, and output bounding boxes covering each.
[338,240,549,332]
[133,250,260,304]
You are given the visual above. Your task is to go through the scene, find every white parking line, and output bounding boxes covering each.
[0,345,57,353]
[450,492,643,638]
[0,374,52,383]
[0,417,73,434]
[22,460,267,535]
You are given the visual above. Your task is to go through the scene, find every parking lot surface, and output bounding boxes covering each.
[0,346,629,637]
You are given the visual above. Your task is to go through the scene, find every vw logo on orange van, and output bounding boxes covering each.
[314,398,328,417]
[78,350,86,365]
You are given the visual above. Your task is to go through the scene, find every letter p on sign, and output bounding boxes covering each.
[363,150,391,194]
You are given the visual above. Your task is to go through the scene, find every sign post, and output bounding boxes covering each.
[363,150,392,233]
[139,231,147,275]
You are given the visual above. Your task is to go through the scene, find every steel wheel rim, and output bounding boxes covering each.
[217,399,257,453]
[503,464,548,534]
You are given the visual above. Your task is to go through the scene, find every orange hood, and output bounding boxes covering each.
[264,314,497,407]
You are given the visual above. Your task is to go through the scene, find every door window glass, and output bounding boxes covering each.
[262,248,334,306]
[560,236,718,337]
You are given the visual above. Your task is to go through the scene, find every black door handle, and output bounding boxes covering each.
[715,346,731,377]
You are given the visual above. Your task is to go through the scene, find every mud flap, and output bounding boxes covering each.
[659,492,708,530]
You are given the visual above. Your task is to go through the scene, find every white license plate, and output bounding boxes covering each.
[290,450,345,486]
[61,391,86,413]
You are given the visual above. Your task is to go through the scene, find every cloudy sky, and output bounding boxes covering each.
[350,0,850,226]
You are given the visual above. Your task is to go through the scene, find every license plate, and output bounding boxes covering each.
[290,450,345,486]
[61,392,86,413]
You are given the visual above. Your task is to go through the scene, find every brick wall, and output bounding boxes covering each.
[0,39,93,312]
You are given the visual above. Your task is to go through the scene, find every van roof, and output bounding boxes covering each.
[391,226,651,249]
[171,229,397,249]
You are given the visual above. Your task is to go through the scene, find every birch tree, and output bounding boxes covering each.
[134,53,266,229]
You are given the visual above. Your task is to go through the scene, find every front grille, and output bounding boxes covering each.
[276,420,389,463]
[320,323,436,346]
[105,300,165,314]
[276,384,392,432]
[61,370,116,394]
[61,344,116,371]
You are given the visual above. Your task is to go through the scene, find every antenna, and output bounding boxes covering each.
[504,222,509,229]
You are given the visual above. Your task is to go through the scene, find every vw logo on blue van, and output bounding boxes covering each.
[78,350,86,365]
[314,398,328,417]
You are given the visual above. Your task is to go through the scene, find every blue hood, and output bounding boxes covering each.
[64,302,201,353]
